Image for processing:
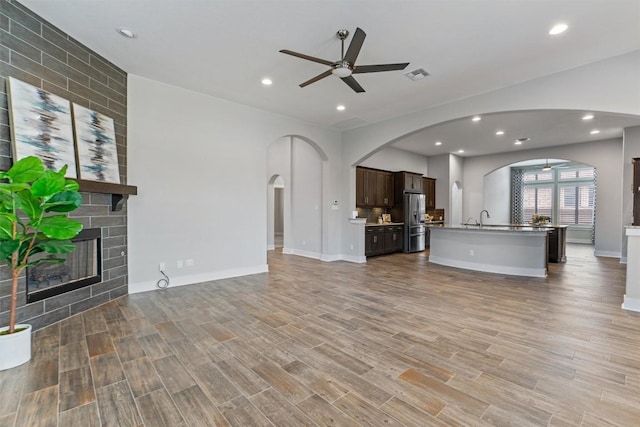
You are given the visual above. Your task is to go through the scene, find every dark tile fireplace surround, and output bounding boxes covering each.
[0,1,134,330]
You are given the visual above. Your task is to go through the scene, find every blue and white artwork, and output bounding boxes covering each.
[7,77,77,178]
[72,103,120,184]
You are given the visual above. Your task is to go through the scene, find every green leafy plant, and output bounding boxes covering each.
[0,156,82,334]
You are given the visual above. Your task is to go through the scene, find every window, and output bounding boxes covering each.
[516,164,595,227]
[559,184,595,225]
[523,186,553,220]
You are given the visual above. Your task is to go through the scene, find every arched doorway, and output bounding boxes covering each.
[267,135,327,261]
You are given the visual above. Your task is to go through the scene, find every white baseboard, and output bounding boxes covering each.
[321,253,342,262]
[567,238,593,244]
[340,254,367,263]
[279,249,366,264]
[266,244,275,251]
[620,256,627,264]
[287,248,323,260]
[593,250,621,258]
[622,295,640,312]
[429,255,547,278]
[129,264,269,294]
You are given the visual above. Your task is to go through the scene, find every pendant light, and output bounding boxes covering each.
[542,160,552,171]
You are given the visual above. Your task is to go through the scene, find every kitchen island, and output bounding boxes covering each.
[429,225,549,277]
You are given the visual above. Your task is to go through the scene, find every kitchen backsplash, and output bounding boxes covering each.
[357,207,390,223]
[427,208,445,222]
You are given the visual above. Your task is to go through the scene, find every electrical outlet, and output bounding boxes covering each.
[185,259,194,267]
[302,240,306,246]
[177,260,183,269]
[159,262,166,271]
[350,244,354,250]
[469,249,474,256]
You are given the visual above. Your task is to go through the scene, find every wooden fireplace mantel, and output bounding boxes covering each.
[75,179,138,211]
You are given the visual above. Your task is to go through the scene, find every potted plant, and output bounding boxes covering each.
[0,156,82,370]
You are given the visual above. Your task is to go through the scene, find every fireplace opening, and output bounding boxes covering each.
[26,228,102,303]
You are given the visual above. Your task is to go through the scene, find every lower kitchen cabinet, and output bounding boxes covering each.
[547,226,567,263]
[384,225,403,253]
[366,225,403,257]
[365,226,385,256]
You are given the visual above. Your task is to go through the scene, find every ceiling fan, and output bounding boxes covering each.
[279,28,410,93]
[542,160,569,171]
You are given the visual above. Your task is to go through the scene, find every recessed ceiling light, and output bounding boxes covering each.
[472,116,481,122]
[549,23,568,35]
[435,141,442,146]
[582,114,594,120]
[336,105,346,111]
[261,78,272,86]
[457,149,464,153]
[496,130,505,136]
[514,141,522,145]
[590,129,600,135]
[116,27,136,38]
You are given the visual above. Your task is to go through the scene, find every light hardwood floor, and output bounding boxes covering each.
[1,245,639,426]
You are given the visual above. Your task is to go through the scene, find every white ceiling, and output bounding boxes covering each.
[19,0,640,156]
[393,109,640,157]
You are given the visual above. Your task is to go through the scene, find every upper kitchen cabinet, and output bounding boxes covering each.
[356,167,394,207]
[423,177,436,210]
[395,171,423,193]
[376,171,394,207]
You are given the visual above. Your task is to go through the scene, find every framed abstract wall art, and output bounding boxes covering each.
[6,77,78,178]
[72,103,120,184]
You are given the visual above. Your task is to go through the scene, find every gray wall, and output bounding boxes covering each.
[0,0,129,330]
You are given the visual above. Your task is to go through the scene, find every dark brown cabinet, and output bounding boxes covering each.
[376,171,394,207]
[395,171,423,193]
[384,225,403,253]
[365,226,385,256]
[423,177,436,210]
[547,226,567,263]
[365,225,403,256]
[356,167,377,207]
[356,167,394,208]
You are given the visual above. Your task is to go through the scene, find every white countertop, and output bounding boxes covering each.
[434,225,549,234]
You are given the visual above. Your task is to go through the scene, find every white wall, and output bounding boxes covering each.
[291,138,323,257]
[483,166,511,224]
[463,139,623,257]
[449,154,464,223]
[127,76,341,293]
[359,146,428,175]
[427,154,449,214]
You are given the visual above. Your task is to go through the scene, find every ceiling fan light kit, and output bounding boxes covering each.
[280,27,410,93]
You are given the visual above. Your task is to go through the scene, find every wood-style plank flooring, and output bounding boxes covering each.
[1,244,639,426]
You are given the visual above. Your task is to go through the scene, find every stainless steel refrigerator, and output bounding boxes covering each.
[404,192,426,253]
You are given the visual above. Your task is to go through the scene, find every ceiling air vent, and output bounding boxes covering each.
[404,68,430,81]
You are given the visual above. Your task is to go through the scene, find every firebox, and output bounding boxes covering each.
[26,228,102,303]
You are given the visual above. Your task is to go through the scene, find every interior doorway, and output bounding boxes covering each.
[267,174,285,251]
[273,176,284,248]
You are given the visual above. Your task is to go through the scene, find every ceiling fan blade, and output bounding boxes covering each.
[341,75,365,93]
[353,63,410,74]
[299,69,332,87]
[343,27,366,64]
[279,50,333,66]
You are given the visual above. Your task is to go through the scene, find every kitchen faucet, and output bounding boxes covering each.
[480,209,490,226]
